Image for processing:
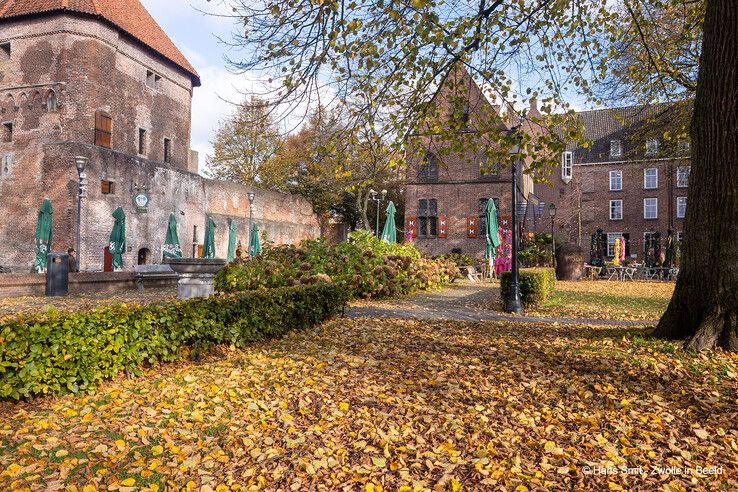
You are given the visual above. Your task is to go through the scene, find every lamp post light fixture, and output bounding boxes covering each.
[505,130,524,314]
[548,203,557,270]
[369,188,388,238]
[74,156,88,273]
[247,192,256,257]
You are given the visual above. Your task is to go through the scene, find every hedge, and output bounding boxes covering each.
[0,283,345,399]
[500,268,556,306]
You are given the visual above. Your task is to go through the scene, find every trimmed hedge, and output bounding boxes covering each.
[500,268,556,306]
[0,283,345,399]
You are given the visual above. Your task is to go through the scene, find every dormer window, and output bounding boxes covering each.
[645,138,659,155]
[561,151,573,183]
[610,140,622,158]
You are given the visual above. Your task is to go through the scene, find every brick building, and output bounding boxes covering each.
[406,70,690,261]
[534,105,690,261]
[0,0,319,272]
[404,68,534,258]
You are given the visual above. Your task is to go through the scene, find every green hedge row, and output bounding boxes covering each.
[500,268,556,306]
[0,283,345,399]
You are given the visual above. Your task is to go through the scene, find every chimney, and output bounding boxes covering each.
[529,97,539,117]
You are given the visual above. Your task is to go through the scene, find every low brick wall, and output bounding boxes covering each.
[0,272,177,298]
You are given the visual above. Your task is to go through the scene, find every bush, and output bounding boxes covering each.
[499,268,556,306]
[216,230,458,299]
[0,283,345,399]
[435,253,476,267]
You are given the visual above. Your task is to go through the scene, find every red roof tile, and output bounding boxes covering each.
[0,0,200,85]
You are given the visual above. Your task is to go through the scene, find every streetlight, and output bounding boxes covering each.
[548,203,557,271]
[369,188,387,238]
[505,129,524,314]
[247,192,255,256]
[74,156,88,272]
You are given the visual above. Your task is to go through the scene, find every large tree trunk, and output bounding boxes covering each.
[654,0,738,351]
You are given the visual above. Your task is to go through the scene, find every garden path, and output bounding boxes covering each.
[345,280,654,327]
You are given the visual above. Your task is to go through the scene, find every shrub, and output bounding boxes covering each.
[216,230,458,299]
[0,283,345,399]
[435,253,476,267]
[499,268,556,306]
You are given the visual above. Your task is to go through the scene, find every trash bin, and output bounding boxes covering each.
[46,252,69,296]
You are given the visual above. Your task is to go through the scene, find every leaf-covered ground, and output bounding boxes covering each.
[1,317,736,491]
[0,289,176,320]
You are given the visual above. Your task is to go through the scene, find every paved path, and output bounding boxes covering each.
[345,281,655,327]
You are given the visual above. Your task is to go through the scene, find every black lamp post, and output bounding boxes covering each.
[74,156,88,273]
[505,131,524,314]
[369,188,387,238]
[247,192,255,255]
[548,203,557,270]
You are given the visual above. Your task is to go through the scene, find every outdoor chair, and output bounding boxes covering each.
[623,267,637,281]
[668,268,679,281]
[606,267,619,281]
[466,266,483,282]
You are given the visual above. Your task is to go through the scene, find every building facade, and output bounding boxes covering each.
[405,68,533,258]
[406,70,690,261]
[0,0,319,272]
[534,105,690,261]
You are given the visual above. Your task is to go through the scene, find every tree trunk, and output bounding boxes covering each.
[654,0,738,351]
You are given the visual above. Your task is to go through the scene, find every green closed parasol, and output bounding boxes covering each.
[34,199,53,273]
[485,199,501,267]
[380,201,397,244]
[162,213,182,259]
[108,207,126,270]
[249,222,261,257]
[202,217,216,259]
[226,219,237,262]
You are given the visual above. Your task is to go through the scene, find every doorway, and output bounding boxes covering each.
[137,248,151,265]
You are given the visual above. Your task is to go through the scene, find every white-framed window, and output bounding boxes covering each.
[645,138,659,155]
[609,170,623,191]
[561,151,573,182]
[610,139,622,157]
[644,198,658,219]
[677,196,687,218]
[678,139,691,154]
[644,168,658,189]
[610,199,623,220]
[677,166,690,188]
[676,231,684,243]
[607,232,622,257]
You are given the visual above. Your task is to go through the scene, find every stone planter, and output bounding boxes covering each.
[163,258,226,299]
[556,243,585,280]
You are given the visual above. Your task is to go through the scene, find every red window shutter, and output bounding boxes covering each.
[406,217,417,238]
[438,216,447,238]
[467,217,477,238]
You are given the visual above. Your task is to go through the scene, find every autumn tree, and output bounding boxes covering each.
[206,96,282,185]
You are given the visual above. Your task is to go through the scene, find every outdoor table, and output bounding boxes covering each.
[584,265,602,280]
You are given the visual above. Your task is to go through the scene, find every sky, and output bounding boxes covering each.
[140,0,255,173]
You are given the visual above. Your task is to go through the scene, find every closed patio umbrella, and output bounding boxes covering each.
[485,199,501,276]
[226,219,237,262]
[162,213,182,259]
[202,216,216,259]
[249,222,261,257]
[380,201,397,244]
[108,207,126,270]
[34,199,53,273]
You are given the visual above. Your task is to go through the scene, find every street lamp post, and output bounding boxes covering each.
[505,131,524,314]
[369,189,387,238]
[74,156,88,272]
[247,192,255,256]
[549,203,557,271]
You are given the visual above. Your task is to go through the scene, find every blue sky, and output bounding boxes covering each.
[140,0,256,172]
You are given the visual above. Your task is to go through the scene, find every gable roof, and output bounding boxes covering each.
[0,0,200,86]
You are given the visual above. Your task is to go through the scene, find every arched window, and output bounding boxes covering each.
[46,91,58,112]
[418,152,439,182]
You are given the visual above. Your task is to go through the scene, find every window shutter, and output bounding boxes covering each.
[467,217,477,238]
[94,111,112,148]
[406,217,417,238]
[438,216,447,239]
